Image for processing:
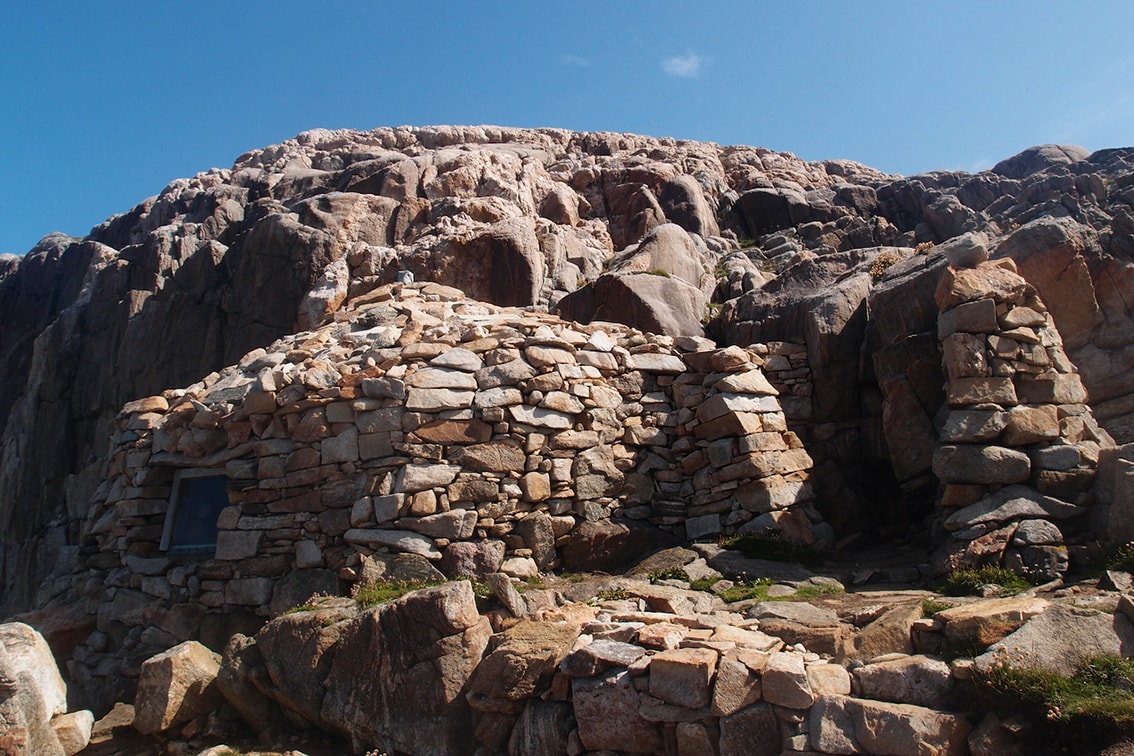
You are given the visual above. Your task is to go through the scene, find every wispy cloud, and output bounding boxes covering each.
[964,157,993,174]
[559,54,591,68]
[661,53,704,79]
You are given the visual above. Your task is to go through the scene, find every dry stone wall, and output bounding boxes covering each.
[65,282,828,698]
[930,238,1114,578]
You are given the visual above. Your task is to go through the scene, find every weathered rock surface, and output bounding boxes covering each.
[976,603,1134,675]
[0,622,74,755]
[5,128,1134,753]
[2,127,1134,625]
[132,640,222,735]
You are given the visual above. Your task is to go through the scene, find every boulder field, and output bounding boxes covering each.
[2,126,1134,752]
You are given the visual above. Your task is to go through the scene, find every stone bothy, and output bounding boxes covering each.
[71,282,827,694]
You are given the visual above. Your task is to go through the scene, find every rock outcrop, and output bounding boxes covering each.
[201,576,983,756]
[0,126,894,616]
[3,125,1134,752]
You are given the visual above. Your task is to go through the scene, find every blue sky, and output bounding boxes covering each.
[3,1,1133,255]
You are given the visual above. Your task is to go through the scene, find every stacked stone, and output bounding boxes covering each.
[153,577,974,756]
[931,238,1112,578]
[758,341,813,424]
[662,343,823,546]
[68,282,828,691]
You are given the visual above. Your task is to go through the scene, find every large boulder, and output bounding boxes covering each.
[976,604,1134,675]
[465,619,581,715]
[0,623,66,720]
[560,519,680,573]
[556,271,708,338]
[0,622,69,755]
[606,223,710,288]
[132,641,223,735]
[572,668,663,753]
[811,694,971,755]
[253,582,491,756]
[215,634,288,735]
[991,144,1091,180]
[438,217,544,307]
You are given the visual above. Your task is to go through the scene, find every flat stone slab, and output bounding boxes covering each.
[976,604,1134,675]
[627,353,687,374]
[343,528,441,559]
[509,405,574,429]
[690,543,816,584]
[935,596,1049,647]
[747,601,841,627]
[944,484,1085,531]
[933,444,1030,485]
[561,639,645,677]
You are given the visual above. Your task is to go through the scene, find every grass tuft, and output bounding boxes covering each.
[716,578,774,603]
[649,567,691,582]
[593,587,633,602]
[720,532,820,566]
[870,251,902,282]
[940,566,1032,597]
[351,578,445,609]
[1107,542,1134,572]
[921,597,954,617]
[972,653,1134,747]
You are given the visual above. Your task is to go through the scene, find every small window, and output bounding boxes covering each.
[160,470,230,555]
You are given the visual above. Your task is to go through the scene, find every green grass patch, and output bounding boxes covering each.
[940,566,1032,597]
[702,301,724,325]
[593,587,633,602]
[790,584,843,600]
[720,532,820,566]
[1107,541,1134,572]
[649,567,691,582]
[519,575,545,590]
[972,654,1134,747]
[282,603,318,616]
[716,578,774,603]
[646,268,672,278]
[921,597,954,617]
[351,578,446,609]
[689,577,720,592]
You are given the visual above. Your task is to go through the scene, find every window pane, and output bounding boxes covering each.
[170,475,228,554]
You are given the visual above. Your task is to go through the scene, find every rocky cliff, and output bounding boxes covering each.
[2,126,1133,623]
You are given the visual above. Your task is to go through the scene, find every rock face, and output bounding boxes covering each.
[0,126,896,617]
[3,129,1134,750]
